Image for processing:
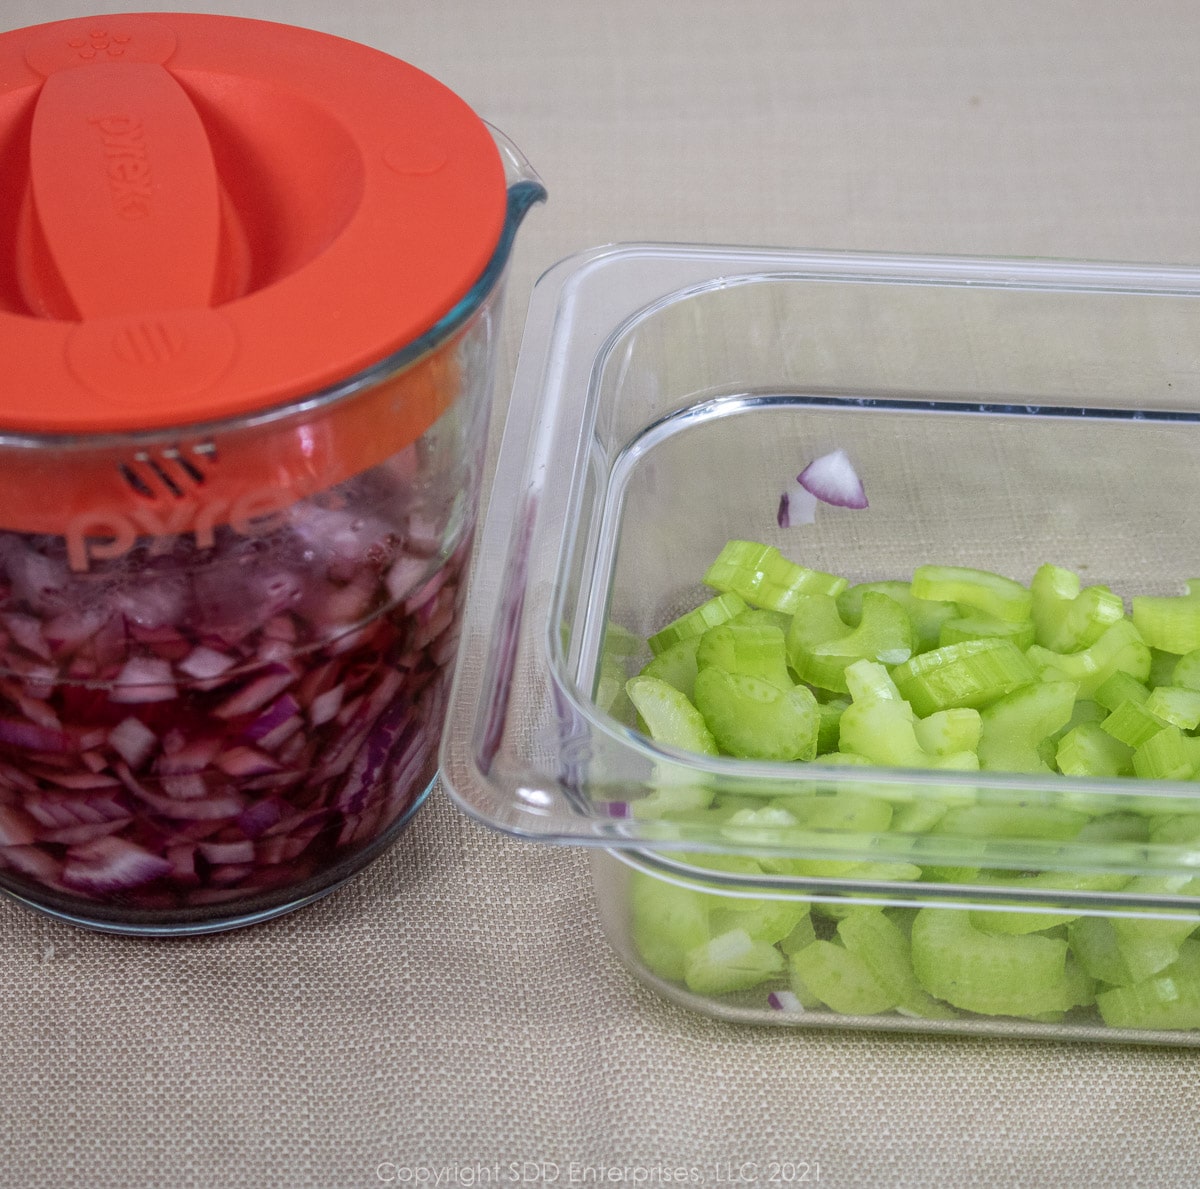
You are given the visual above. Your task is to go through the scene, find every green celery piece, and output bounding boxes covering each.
[913,707,983,756]
[837,581,958,653]
[683,928,787,995]
[1132,582,1200,654]
[892,638,1036,717]
[626,676,719,756]
[786,592,913,693]
[769,789,893,833]
[778,914,818,956]
[1108,875,1200,981]
[596,651,635,719]
[733,607,792,634]
[843,658,907,705]
[968,871,1131,935]
[1145,685,1200,731]
[648,592,747,655]
[838,698,926,767]
[790,940,899,1015]
[629,783,715,820]
[710,893,810,946]
[837,908,958,1018]
[1149,648,1180,688]
[1075,812,1149,844]
[934,803,1090,842]
[939,613,1035,651]
[1096,939,1200,1030]
[639,635,701,700]
[1050,699,1107,746]
[1030,563,1126,652]
[1056,721,1135,778]
[910,908,1084,1017]
[703,540,847,612]
[668,852,806,948]
[692,667,819,761]
[976,680,1078,774]
[1172,649,1200,692]
[1101,699,1168,749]
[815,696,849,754]
[891,800,950,834]
[1026,618,1152,699]
[1133,726,1196,781]
[1069,916,1137,986]
[630,872,713,982]
[696,620,791,689]
[1148,815,1200,845]
[1093,670,1150,713]
[911,564,1033,625]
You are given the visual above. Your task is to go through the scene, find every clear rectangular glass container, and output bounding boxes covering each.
[441,244,1200,1043]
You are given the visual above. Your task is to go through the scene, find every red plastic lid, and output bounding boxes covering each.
[0,13,507,434]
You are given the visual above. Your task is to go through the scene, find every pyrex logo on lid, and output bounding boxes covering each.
[89,113,152,219]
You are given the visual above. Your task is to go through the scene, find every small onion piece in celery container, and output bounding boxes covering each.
[797,450,869,509]
[0,13,544,933]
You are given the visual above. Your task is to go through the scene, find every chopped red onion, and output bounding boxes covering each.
[777,483,819,529]
[177,645,238,682]
[109,657,176,703]
[108,717,158,770]
[767,990,805,1012]
[0,805,35,845]
[0,483,470,918]
[61,836,174,894]
[797,449,868,509]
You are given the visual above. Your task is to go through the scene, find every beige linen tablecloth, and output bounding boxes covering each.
[3,2,1199,1185]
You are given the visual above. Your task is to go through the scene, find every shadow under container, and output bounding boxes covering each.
[443,243,1200,1044]
[0,13,544,934]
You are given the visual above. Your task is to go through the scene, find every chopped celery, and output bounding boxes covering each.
[1056,722,1134,778]
[842,658,906,705]
[786,592,913,693]
[1096,941,1200,1030]
[703,540,846,612]
[838,908,958,1019]
[911,564,1033,624]
[968,872,1131,935]
[629,872,713,981]
[639,635,701,700]
[684,928,787,994]
[939,612,1035,651]
[815,696,849,754]
[1132,583,1200,654]
[626,676,719,755]
[1145,685,1200,731]
[911,908,1086,1017]
[1026,619,1152,698]
[620,543,1200,1031]
[648,592,748,655]
[1030,563,1126,652]
[629,786,715,822]
[692,667,819,761]
[696,620,792,689]
[1172,649,1200,692]
[1093,670,1150,712]
[892,638,1036,716]
[1133,726,1196,781]
[837,580,957,652]
[1101,699,1168,749]
[976,681,1078,774]
[934,803,1089,842]
[790,939,898,1015]
[913,707,983,756]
